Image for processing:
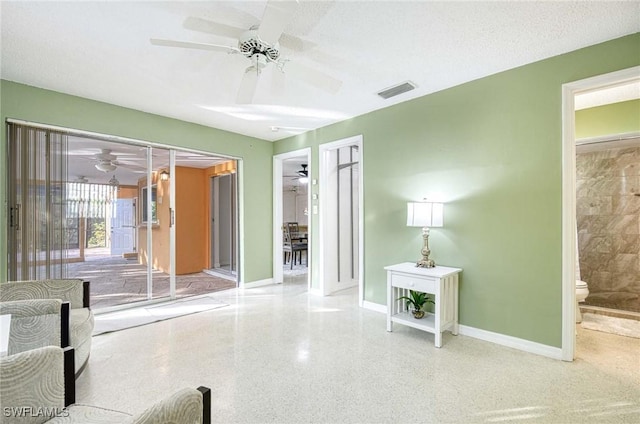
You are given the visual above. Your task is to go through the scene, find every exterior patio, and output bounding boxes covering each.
[66,247,236,309]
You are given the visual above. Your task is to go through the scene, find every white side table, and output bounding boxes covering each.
[1,314,11,357]
[385,263,462,347]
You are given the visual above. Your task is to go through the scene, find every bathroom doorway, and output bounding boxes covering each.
[561,66,640,360]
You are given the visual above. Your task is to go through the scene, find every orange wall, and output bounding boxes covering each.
[175,166,207,274]
[136,161,236,275]
[117,186,137,199]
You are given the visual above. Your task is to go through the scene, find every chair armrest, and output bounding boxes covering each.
[0,346,66,416]
[127,387,208,424]
[198,386,211,424]
[1,279,86,309]
[0,299,66,355]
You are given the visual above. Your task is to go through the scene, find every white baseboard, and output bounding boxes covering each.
[362,301,387,314]
[239,278,273,289]
[458,324,563,360]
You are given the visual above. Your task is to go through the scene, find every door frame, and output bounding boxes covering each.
[273,148,311,288]
[4,119,242,306]
[560,65,640,361]
[318,135,364,305]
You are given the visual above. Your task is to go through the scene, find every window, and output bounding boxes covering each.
[141,185,158,224]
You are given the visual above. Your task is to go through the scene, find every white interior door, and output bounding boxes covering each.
[110,198,135,256]
[319,136,364,302]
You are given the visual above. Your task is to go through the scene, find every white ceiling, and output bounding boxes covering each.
[2,1,639,142]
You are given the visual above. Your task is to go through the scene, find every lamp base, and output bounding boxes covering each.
[415,226,436,268]
[416,258,435,268]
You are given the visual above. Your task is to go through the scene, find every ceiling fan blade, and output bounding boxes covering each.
[150,38,240,54]
[278,33,315,52]
[236,68,259,104]
[183,17,245,40]
[258,0,299,45]
[280,60,342,94]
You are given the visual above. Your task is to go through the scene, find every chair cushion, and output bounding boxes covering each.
[0,346,65,424]
[124,388,203,424]
[1,280,85,309]
[69,309,94,373]
[0,299,62,355]
[48,404,132,423]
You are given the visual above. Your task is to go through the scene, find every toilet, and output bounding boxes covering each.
[575,280,589,323]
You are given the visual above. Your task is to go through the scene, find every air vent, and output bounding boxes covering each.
[377,81,416,99]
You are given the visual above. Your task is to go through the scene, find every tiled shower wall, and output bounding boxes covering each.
[576,145,640,313]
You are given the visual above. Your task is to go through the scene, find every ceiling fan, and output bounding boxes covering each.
[297,164,308,177]
[284,163,309,184]
[93,149,146,173]
[150,0,342,103]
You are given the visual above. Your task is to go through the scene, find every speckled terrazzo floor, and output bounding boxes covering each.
[79,278,640,423]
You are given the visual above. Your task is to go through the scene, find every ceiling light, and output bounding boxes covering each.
[95,161,117,172]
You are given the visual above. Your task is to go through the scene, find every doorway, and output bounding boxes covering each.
[561,66,640,360]
[319,135,364,304]
[209,172,237,277]
[110,198,136,256]
[273,148,311,288]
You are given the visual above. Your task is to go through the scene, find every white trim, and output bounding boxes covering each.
[318,135,364,306]
[5,118,240,161]
[561,66,640,362]
[362,301,386,314]
[273,148,311,289]
[169,149,176,299]
[239,278,274,289]
[458,325,563,360]
[576,131,640,145]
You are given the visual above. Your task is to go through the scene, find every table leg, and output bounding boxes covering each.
[452,275,459,336]
[386,273,393,332]
[434,280,442,348]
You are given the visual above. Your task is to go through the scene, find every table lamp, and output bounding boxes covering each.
[407,200,443,268]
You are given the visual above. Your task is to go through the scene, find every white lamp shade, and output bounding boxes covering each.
[407,202,444,227]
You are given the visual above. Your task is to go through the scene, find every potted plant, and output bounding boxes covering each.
[398,290,434,319]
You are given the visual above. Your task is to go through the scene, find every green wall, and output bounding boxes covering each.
[0,81,274,284]
[274,33,640,348]
[575,99,640,139]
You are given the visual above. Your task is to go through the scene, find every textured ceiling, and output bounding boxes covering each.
[2,1,639,142]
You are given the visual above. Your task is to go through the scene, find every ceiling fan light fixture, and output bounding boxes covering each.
[95,161,117,172]
[297,164,308,177]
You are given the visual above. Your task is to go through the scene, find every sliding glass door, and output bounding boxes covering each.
[7,122,238,308]
[7,123,70,280]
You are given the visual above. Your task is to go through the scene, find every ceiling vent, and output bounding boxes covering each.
[377,81,416,99]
